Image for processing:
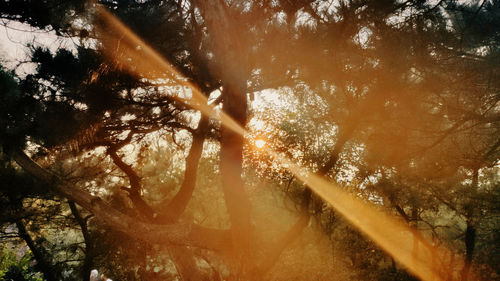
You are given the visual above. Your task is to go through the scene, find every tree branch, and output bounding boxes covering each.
[16,219,59,281]
[69,201,94,281]
[9,148,231,252]
[157,115,209,223]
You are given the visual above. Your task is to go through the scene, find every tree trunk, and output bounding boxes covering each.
[220,81,253,271]
[69,201,93,281]
[460,218,476,281]
[15,219,59,281]
[108,147,156,220]
[10,148,231,251]
[461,168,479,281]
[191,1,253,273]
[410,205,420,272]
[159,115,209,223]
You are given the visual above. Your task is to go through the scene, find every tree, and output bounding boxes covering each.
[1,0,499,280]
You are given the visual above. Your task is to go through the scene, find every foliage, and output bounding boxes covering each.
[0,0,499,280]
[0,247,45,281]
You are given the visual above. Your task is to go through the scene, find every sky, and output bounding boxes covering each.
[0,19,75,74]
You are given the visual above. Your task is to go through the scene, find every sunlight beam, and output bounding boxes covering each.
[93,6,464,281]
[268,150,446,281]
[95,7,245,137]
[255,138,266,149]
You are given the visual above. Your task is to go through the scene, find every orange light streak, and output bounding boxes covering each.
[96,7,244,136]
[267,150,447,281]
[255,138,266,149]
[94,6,465,281]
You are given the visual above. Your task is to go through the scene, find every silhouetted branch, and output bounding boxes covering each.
[16,219,59,281]
[9,147,231,252]
[157,115,209,223]
[69,201,93,281]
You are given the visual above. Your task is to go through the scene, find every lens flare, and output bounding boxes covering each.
[94,6,468,281]
[255,139,266,149]
[95,7,245,137]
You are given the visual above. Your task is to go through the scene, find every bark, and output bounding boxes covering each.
[15,219,59,281]
[460,220,476,281]
[108,147,156,220]
[193,1,254,272]
[410,206,420,273]
[69,202,93,281]
[10,148,232,252]
[158,115,209,223]
[220,82,253,266]
[460,170,478,281]
[106,116,213,279]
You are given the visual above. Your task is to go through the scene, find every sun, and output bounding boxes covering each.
[255,138,266,149]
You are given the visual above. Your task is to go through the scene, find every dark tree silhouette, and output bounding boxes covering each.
[1,1,499,280]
